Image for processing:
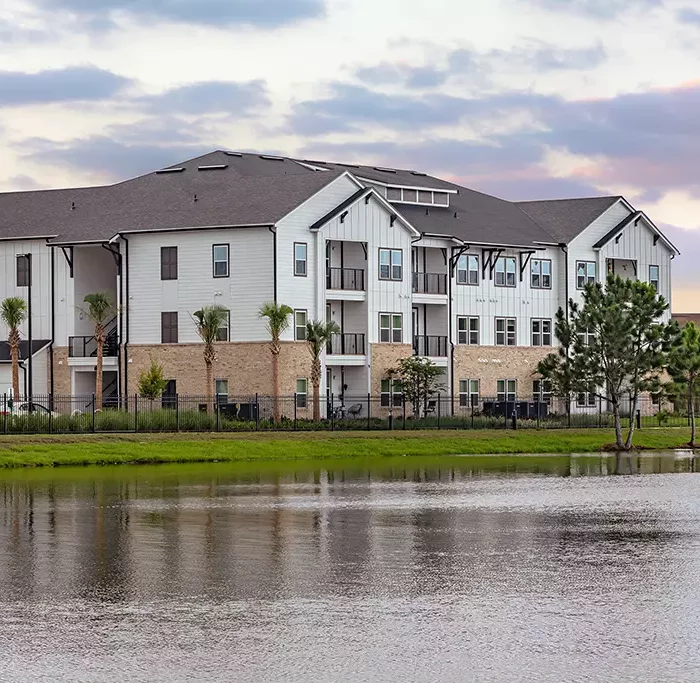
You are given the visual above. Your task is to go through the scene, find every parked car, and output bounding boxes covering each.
[0,402,59,418]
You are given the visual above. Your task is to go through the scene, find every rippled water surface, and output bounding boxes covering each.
[0,452,699,682]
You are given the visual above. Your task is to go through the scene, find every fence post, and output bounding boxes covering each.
[636,409,641,430]
[48,395,53,435]
[536,398,540,429]
[294,393,298,431]
[92,393,96,433]
[216,396,220,433]
[255,393,260,431]
[134,394,138,433]
[598,395,602,428]
[437,393,441,430]
[402,395,406,430]
[331,393,335,432]
[3,394,6,435]
[367,393,371,431]
[471,396,475,430]
[176,394,180,432]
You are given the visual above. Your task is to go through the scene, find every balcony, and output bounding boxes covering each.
[69,329,118,359]
[327,267,365,291]
[327,333,366,356]
[412,272,447,295]
[413,335,448,357]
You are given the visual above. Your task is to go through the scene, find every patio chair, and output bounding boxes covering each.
[347,403,363,419]
[425,400,437,416]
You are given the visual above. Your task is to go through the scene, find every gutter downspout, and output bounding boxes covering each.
[449,248,455,415]
[268,226,278,302]
[122,235,129,399]
[50,247,55,407]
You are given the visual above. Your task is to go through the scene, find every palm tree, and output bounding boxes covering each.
[305,319,340,421]
[1,297,27,401]
[192,305,229,411]
[83,293,113,405]
[259,302,294,423]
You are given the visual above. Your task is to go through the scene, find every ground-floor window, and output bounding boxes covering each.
[459,379,480,407]
[296,378,308,408]
[577,392,597,407]
[215,379,228,404]
[381,378,403,407]
[532,379,552,405]
[497,379,517,402]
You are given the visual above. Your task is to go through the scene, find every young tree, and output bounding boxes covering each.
[192,305,229,411]
[666,321,700,447]
[138,357,169,403]
[539,274,670,450]
[1,297,27,401]
[259,302,294,422]
[305,319,340,421]
[83,293,113,405]
[387,356,444,418]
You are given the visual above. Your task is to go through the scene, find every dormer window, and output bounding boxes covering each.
[386,187,450,207]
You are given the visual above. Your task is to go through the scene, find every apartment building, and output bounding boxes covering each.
[0,151,678,413]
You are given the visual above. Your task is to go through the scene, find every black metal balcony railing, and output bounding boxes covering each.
[412,272,448,295]
[327,333,366,356]
[69,329,118,359]
[327,267,365,291]
[413,335,448,357]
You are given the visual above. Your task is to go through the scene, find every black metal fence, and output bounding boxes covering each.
[0,393,691,435]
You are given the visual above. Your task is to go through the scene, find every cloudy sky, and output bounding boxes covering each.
[1,0,699,310]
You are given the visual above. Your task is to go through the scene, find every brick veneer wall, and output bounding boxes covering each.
[52,346,71,395]
[369,343,413,395]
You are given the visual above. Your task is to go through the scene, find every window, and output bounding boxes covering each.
[213,244,230,278]
[296,379,308,408]
[16,255,29,287]
[457,254,479,285]
[531,259,551,289]
[160,247,178,280]
[495,257,516,287]
[387,187,402,201]
[381,379,403,407]
[380,313,403,343]
[295,310,307,341]
[379,249,403,281]
[294,242,307,277]
[215,379,229,404]
[576,261,596,289]
[402,189,417,203]
[434,192,449,206]
[577,392,597,407]
[161,312,178,344]
[459,379,480,407]
[531,319,552,347]
[649,265,659,291]
[458,317,479,345]
[533,379,552,405]
[495,318,516,346]
[578,327,595,348]
[217,310,230,342]
[386,187,450,206]
[497,379,517,402]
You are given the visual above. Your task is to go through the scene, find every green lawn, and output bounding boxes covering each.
[0,427,693,469]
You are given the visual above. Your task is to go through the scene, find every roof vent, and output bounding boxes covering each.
[71,201,76,211]
[198,164,228,171]
[224,151,243,157]
[374,167,396,173]
[411,171,427,177]
[156,167,185,174]
[193,194,198,202]
[260,154,284,161]
[337,163,360,169]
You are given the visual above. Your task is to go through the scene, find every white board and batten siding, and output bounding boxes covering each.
[126,227,274,344]
[276,174,363,340]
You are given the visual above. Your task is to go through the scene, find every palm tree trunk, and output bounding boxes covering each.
[271,345,280,423]
[311,358,321,422]
[95,327,104,408]
[10,330,20,400]
[206,359,214,414]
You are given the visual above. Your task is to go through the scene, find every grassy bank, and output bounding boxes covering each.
[0,428,693,469]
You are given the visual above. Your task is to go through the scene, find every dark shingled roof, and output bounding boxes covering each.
[0,340,51,363]
[516,196,622,243]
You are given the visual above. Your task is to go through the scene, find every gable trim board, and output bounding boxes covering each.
[592,211,679,255]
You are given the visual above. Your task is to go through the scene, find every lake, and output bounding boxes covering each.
[0,452,698,682]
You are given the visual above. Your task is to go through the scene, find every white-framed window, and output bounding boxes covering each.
[213,244,230,278]
[457,317,479,345]
[495,318,516,346]
[380,313,403,343]
[386,187,450,206]
[577,391,597,407]
[531,319,552,347]
[294,242,307,277]
[381,378,403,407]
[379,248,403,281]
[497,379,517,402]
[578,327,595,347]
[215,379,229,404]
[457,254,479,285]
[296,378,308,408]
[649,265,659,291]
[217,310,230,341]
[531,259,551,289]
[459,379,480,407]
[533,379,552,405]
[576,261,596,289]
[294,310,307,341]
[495,257,516,287]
